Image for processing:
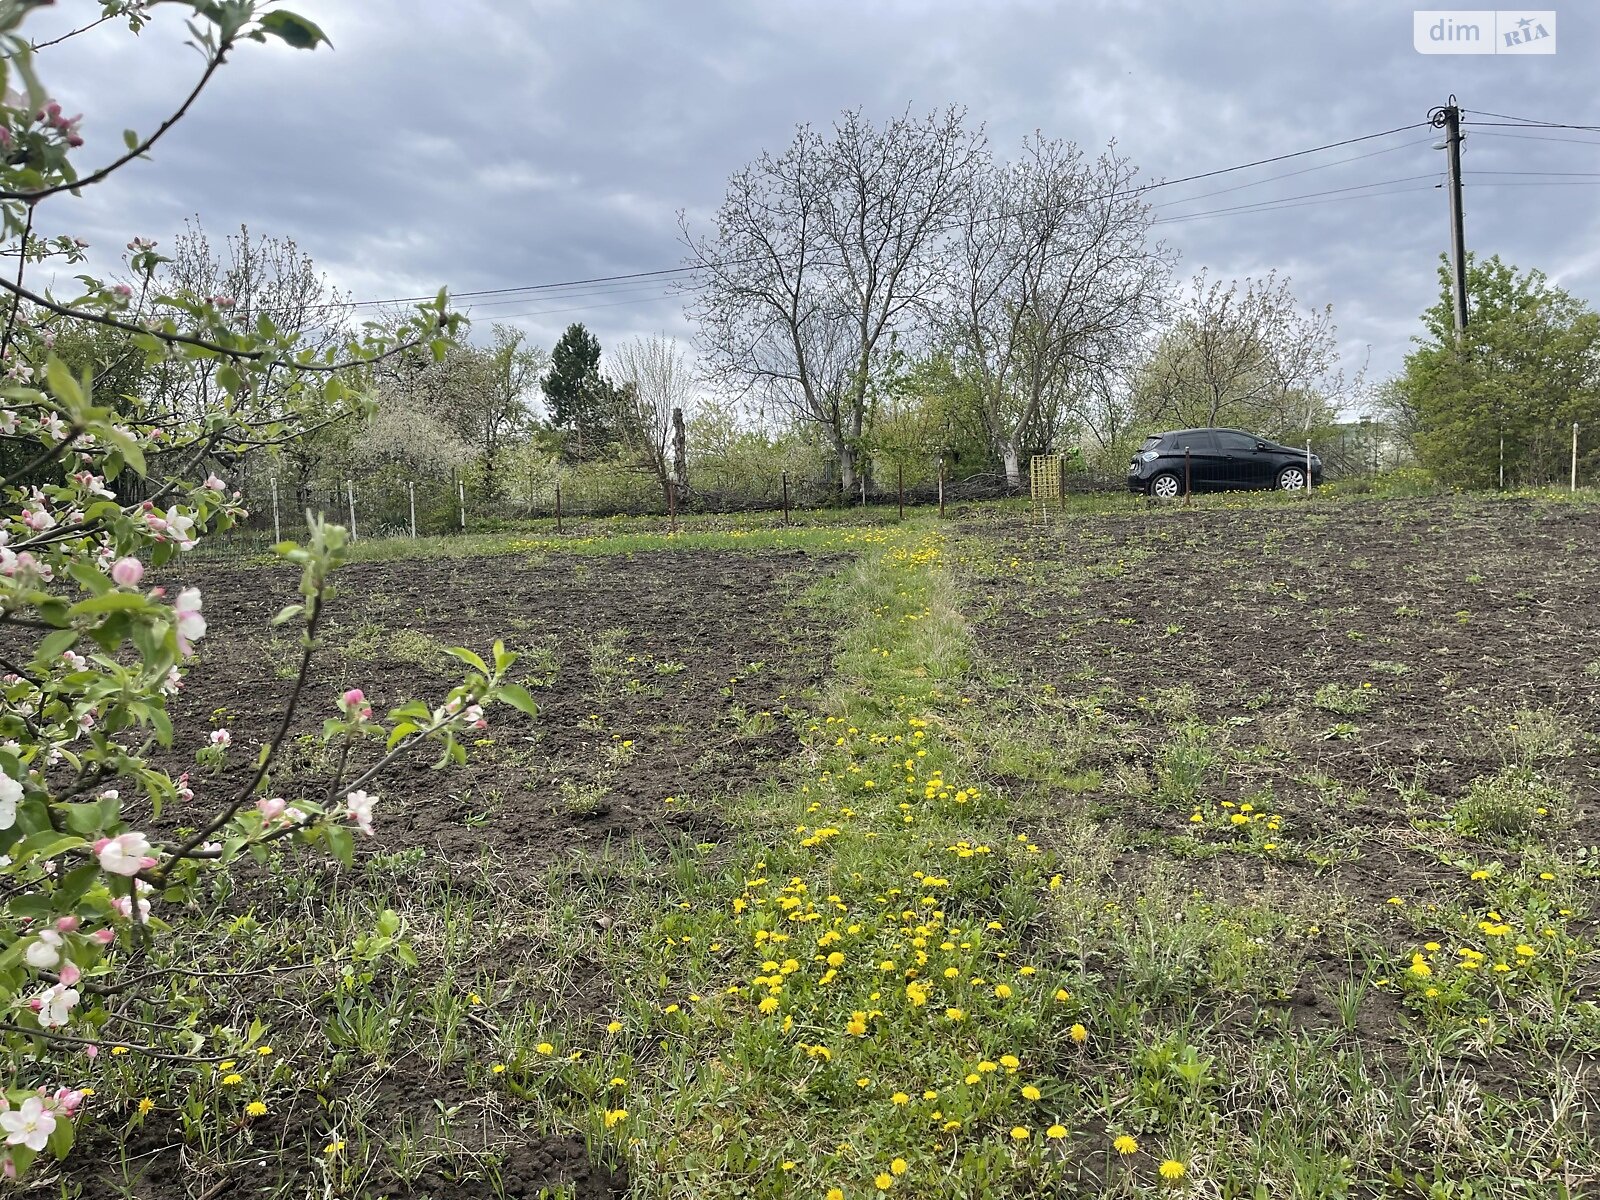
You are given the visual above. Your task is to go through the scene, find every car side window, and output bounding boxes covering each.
[1215,432,1257,453]
[1170,431,1218,453]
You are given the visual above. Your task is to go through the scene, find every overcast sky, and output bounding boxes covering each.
[24,0,1600,415]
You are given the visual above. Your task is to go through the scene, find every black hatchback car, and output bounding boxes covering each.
[1127,428,1322,497]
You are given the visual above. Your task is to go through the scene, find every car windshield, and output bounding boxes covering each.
[1139,436,1162,451]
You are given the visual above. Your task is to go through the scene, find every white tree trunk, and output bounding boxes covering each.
[1001,441,1022,490]
[838,443,857,498]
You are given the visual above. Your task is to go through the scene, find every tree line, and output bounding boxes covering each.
[33,115,1599,509]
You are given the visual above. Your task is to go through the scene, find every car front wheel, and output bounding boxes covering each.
[1148,471,1182,499]
[1276,465,1308,491]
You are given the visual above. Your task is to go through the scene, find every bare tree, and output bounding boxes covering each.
[609,334,693,505]
[144,219,353,425]
[1133,271,1351,439]
[684,106,985,495]
[942,136,1169,487]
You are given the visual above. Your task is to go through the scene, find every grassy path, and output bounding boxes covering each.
[567,523,1141,1198]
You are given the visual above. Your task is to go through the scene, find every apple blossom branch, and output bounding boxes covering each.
[0,273,447,372]
[0,1023,231,1064]
[154,576,328,873]
[0,48,228,204]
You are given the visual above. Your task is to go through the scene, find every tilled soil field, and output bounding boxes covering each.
[960,494,1600,1075]
[67,546,840,1200]
[148,547,839,870]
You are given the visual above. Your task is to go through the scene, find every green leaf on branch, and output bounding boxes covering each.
[32,628,79,667]
[258,10,331,49]
[445,647,487,673]
[496,684,539,718]
[68,592,152,617]
[100,423,147,476]
[326,823,354,867]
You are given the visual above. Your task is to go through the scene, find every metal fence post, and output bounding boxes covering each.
[408,481,417,538]
[1573,422,1580,492]
[1184,448,1192,505]
[897,462,904,520]
[458,478,466,531]
[782,471,790,527]
[346,479,357,540]
[555,481,563,534]
[938,457,945,519]
[270,475,281,544]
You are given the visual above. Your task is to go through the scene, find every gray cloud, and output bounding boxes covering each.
[21,0,1600,405]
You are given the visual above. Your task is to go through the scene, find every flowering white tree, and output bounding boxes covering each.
[0,2,534,1179]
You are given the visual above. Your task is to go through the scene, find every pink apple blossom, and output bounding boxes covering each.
[209,728,230,748]
[58,961,81,986]
[23,930,62,970]
[0,1096,56,1151]
[51,1089,85,1117]
[93,831,156,876]
[55,916,80,933]
[256,797,286,821]
[110,557,144,587]
[341,688,373,720]
[175,588,206,655]
[33,983,79,1029]
[92,929,115,946]
[203,474,225,491]
[345,789,377,836]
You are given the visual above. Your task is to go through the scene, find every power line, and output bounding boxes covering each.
[1466,129,1600,148]
[321,121,1431,313]
[1468,169,1600,177]
[467,290,690,323]
[1151,179,1439,225]
[1463,109,1600,131]
[1148,136,1435,209]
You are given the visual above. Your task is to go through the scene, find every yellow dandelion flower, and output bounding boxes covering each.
[1069,1023,1088,1044]
[994,984,1013,999]
[221,1073,243,1087]
[245,1101,267,1117]
[875,1171,894,1189]
[324,1140,345,1155]
[536,1042,555,1055]
[828,1191,845,1200]
[891,1157,908,1175]
[604,1108,628,1128]
[1113,1134,1139,1156]
[136,1097,154,1116]
[1160,1159,1186,1181]
[1022,1085,1042,1101]
[890,1091,910,1106]
[945,1007,965,1022]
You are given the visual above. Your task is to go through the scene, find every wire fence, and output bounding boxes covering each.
[183,456,1131,560]
[177,421,1597,561]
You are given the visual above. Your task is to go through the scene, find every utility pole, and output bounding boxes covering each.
[1430,96,1469,338]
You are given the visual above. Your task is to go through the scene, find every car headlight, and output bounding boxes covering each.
[1139,451,1159,462]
